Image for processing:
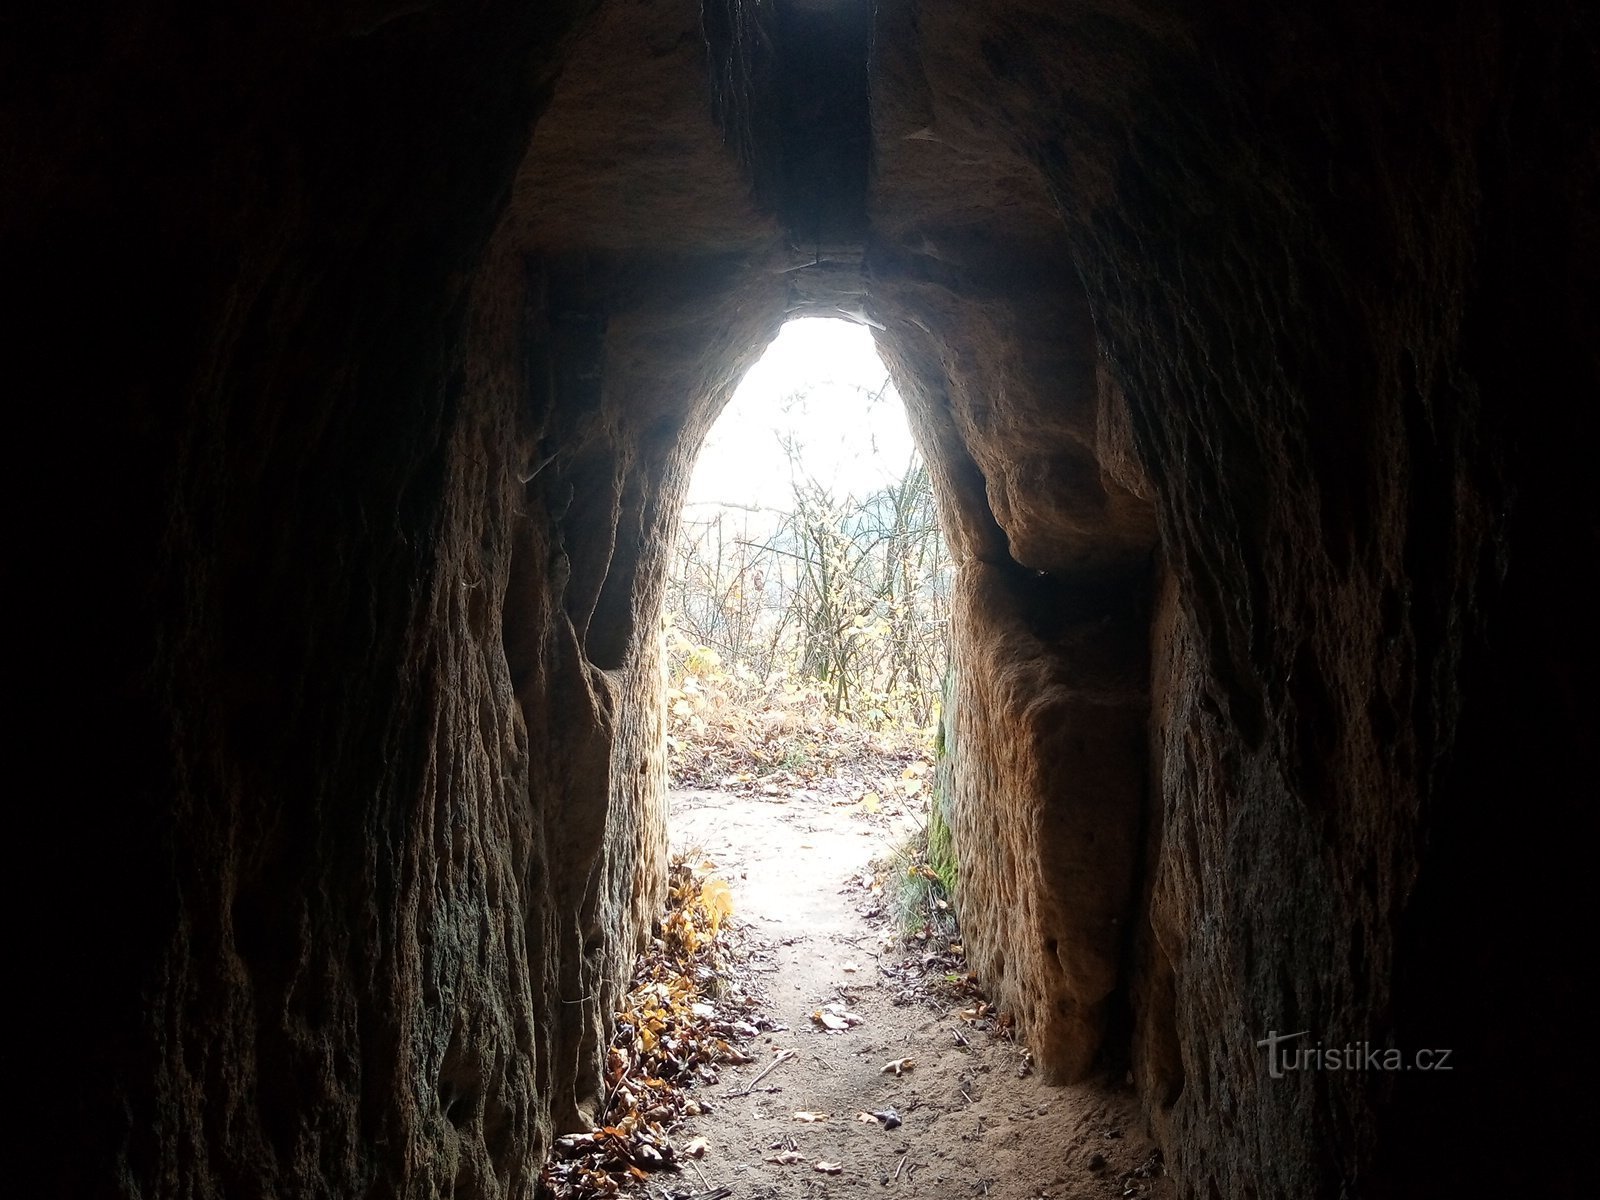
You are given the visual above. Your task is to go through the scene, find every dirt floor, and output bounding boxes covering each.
[663,784,1172,1200]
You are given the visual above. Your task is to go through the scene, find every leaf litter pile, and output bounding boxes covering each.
[664,653,936,806]
[539,856,771,1200]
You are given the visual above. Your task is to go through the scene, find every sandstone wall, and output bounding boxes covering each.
[8,2,618,1191]
[867,2,1595,1196]
[867,3,1159,1084]
[6,0,793,1191]
[866,243,1158,1084]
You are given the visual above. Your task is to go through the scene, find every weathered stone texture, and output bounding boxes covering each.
[941,562,1150,1080]
[903,3,1594,1196]
[868,0,1160,1085]
[867,238,1158,1083]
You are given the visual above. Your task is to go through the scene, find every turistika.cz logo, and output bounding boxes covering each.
[1255,1030,1454,1079]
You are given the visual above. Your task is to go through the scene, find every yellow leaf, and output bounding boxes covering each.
[700,877,733,935]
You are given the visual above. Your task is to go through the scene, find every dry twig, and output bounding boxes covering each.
[724,1048,795,1097]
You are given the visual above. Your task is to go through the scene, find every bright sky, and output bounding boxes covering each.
[685,318,916,514]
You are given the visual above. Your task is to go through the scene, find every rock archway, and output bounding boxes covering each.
[9,1,1592,1198]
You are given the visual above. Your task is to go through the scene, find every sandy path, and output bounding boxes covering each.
[666,787,1171,1200]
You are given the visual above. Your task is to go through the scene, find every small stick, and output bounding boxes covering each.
[894,1153,908,1182]
[600,1065,631,1122]
[725,1048,796,1097]
[960,1088,973,1103]
[689,1160,711,1191]
[952,1027,970,1047]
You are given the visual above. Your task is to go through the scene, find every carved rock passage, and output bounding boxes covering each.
[8,1,1595,1199]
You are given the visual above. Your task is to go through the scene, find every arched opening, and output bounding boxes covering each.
[580,313,1168,1199]
[670,317,947,747]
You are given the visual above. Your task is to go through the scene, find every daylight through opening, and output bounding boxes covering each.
[667,317,952,771]
[663,315,957,924]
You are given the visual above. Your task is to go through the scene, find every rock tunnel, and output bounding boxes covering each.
[8,0,1595,1196]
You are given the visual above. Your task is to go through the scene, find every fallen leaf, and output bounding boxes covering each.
[683,1137,709,1158]
[855,1111,877,1123]
[821,1002,865,1027]
[632,1142,667,1169]
[842,961,859,973]
[881,1057,915,1076]
[814,1161,843,1174]
[791,1111,829,1123]
[764,1151,804,1165]
[811,1009,848,1031]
